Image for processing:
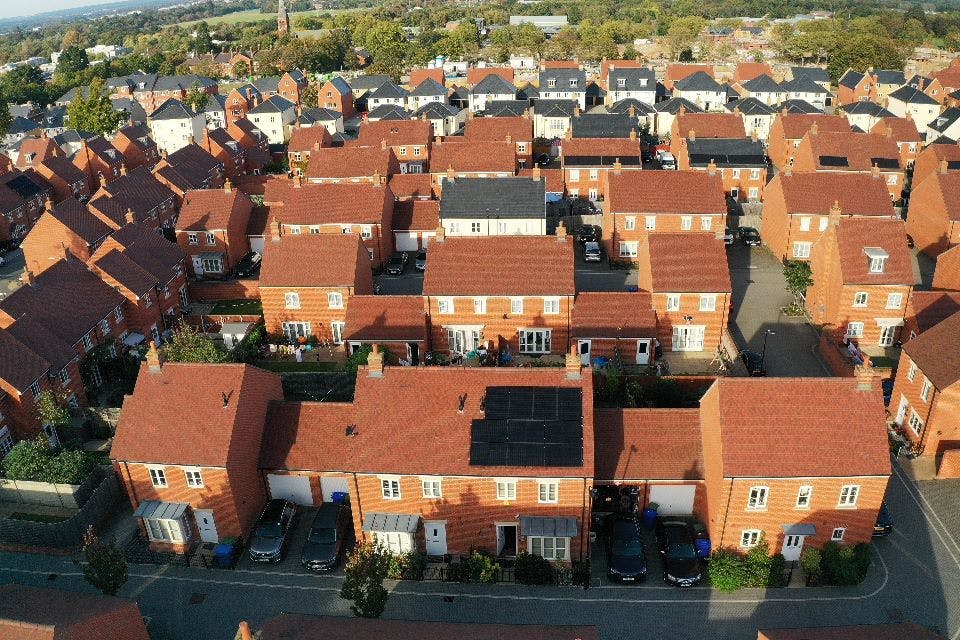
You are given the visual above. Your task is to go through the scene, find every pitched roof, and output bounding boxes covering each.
[484,100,530,117]
[148,98,196,120]
[594,409,703,480]
[674,71,723,93]
[561,137,642,164]
[571,292,656,338]
[775,99,822,114]
[409,77,447,97]
[708,377,891,478]
[781,75,829,94]
[343,295,428,342]
[92,248,157,295]
[841,101,895,118]
[422,236,574,296]
[366,104,411,121]
[607,171,726,214]
[870,116,921,142]
[113,363,282,467]
[262,181,391,225]
[367,82,408,100]
[908,291,960,334]
[357,119,432,147]
[466,67,515,86]
[777,113,850,139]
[533,99,577,117]
[839,69,865,90]
[463,116,533,142]
[413,101,460,119]
[665,64,715,85]
[305,146,394,179]
[805,130,901,171]
[903,310,960,389]
[0,584,150,640]
[727,97,775,116]
[834,218,917,285]
[178,188,253,231]
[0,327,50,392]
[348,74,392,93]
[733,62,774,84]
[48,197,114,244]
[889,84,938,105]
[288,126,332,153]
[608,98,656,115]
[259,233,369,288]
[388,173,434,199]
[773,173,895,216]
[654,97,702,114]
[790,66,830,84]
[248,95,296,115]
[88,166,175,225]
[570,113,637,138]
[685,138,766,167]
[439,177,543,219]
[102,222,184,282]
[392,199,439,230]
[677,112,747,139]
[606,67,655,92]
[431,140,515,174]
[645,233,731,293]
[471,73,518,97]
[741,74,782,93]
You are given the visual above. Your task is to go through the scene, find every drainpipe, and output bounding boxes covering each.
[352,472,365,541]
[123,461,139,504]
[718,477,735,548]
[580,477,587,562]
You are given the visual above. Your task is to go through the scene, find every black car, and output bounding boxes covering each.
[606,516,647,583]
[873,502,893,537]
[741,350,766,377]
[235,251,262,278]
[906,234,915,249]
[301,502,350,571]
[738,227,761,246]
[385,252,407,275]
[655,519,702,587]
[577,224,601,244]
[248,499,297,563]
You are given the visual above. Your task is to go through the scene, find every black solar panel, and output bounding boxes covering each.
[5,174,43,199]
[870,157,900,170]
[819,155,849,167]
[949,161,960,170]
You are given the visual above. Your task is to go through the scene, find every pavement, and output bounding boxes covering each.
[0,461,957,640]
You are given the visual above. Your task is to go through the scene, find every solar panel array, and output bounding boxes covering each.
[870,157,901,170]
[818,155,850,167]
[470,387,584,468]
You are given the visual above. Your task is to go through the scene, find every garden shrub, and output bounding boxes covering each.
[2,437,95,484]
[571,559,592,587]
[767,554,787,588]
[800,547,823,584]
[514,552,555,585]
[821,541,872,585]
[387,551,427,580]
[456,549,500,583]
[39,449,95,485]
[708,548,748,592]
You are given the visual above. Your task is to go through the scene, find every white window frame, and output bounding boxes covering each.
[360,225,373,239]
[908,410,923,435]
[799,216,811,232]
[747,486,768,510]
[921,379,932,403]
[624,216,636,231]
[327,291,344,309]
[537,481,558,504]
[0,427,13,457]
[145,516,187,543]
[869,257,886,273]
[510,297,524,314]
[644,215,656,230]
[284,292,301,309]
[421,478,442,499]
[496,480,517,501]
[206,232,216,245]
[619,242,638,258]
[907,361,917,382]
[838,484,860,508]
[474,297,487,315]
[543,297,560,315]
[529,536,568,560]
[853,291,868,308]
[680,215,692,230]
[184,468,203,488]
[437,298,454,314]
[666,294,680,312]
[58,368,70,386]
[793,242,811,258]
[470,222,482,233]
[796,485,812,509]
[740,530,761,548]
[519,328,552,354]
[331,321,345,344]
[700,216,712,231]
[846,322,864,338]
[886,292,903,309]
[699,294,716,312]
[148,466,167,488]
[187,232,198,245]
[831,527,846,542]
[380,477,402,500]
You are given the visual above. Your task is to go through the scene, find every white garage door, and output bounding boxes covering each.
[320,476,351,503]
[267,474,314,506]
[248,236,265,254]
[648,485,696,516]
[395,231,419,251]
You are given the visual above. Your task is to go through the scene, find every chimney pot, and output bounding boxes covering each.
[628,105,637,118]
[871,162,880,178]
[532,165,542,181]
[613,157,622,175]
[810,122,819,135]
[940,159,948,174]
[23,270,35,286]
[688,129,696,142]
[629,129,637,140]
[124,208,136,225]
[556,222,567,241]
[238,621,253,640]
[270,216,282,242]
[565,344,582,380]
[224,179,233,193]
[751,128,758,142]
[367,343,384,377]
[146,341,163,373]
[707,159,717,176]
[435,225,445,242]
[44,196,54,213]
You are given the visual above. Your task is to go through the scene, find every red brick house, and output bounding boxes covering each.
[700,377,890,558]
[318,76,355,119]
[0,584,150,640]
[305,146,398,185]
[356,120,432,174]
[902,290,960,341]
[259,230,374,349]
[287,126,332,175]
[20,198,114,271]
[605,171,727,262]
[87,166,178,231]
[202,128,248,181]
[891,310,960,463]
[933,244,960,291]
[911,142,960,186]
[869,117,921,170]
[72,136,126,194]
[392,199,439,251]
[429,140,516,193]
[767,114,851,170]
[343,295,430,364]
[422,233,575,358]
[669,112,746,155]
[790,130,905,200]
[112,355,283,550]
[463,115,534,169]
[571,292,658,366]
[905,169,960,257]
[676,137,767,202]
[560,136,641,201]
[112,125,161,170]
[808,218,917,347]
[0,168,55,243]
[152,143,226,203]
[176,182,254,279]
[760,172,897,261]
[34,156,89,203]
[14,136,60,169]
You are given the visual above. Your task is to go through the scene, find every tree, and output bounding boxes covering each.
[194,21,214,54]
[363,21,406,82]
[0,93,11,138]
[78,527,128,596]
[62,28,81,48]
[58,45,89,75]
[783,260,813,308]
[34,389,71,429]
[232,60,250,78]
[827,34,905,82]
[301,82,317,108]
[161,324,229,363]
[2,436,50,481]
[66,77,125,136]
[184,83,209,113]
[666,16,706,61]
[340,541,391,618]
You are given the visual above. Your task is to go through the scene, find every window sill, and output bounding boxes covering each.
[836,505,858,510]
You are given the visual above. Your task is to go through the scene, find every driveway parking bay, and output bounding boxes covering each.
[235,506,346,575]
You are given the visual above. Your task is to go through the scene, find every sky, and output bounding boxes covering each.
[0,0,119,20]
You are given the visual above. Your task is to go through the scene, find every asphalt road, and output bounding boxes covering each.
[0,463,956,640]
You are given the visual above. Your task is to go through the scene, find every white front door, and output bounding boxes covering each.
[672,326,706,351]
[425,521,447,556]
[191,255,204,275]
[895,395,909,426]
[782,534,805,561]
[636,339,650,365]
[194,509,218,543]
[588,188,598,201]
[879,324,897,346]
[578,340,591,365]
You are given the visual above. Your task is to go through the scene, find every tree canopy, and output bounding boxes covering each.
[66,76,126,136]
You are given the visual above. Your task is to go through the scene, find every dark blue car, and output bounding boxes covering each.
[606,516,647,583]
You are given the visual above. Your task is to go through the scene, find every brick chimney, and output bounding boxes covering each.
[99,173,108,189]
[380,138,387,150]
[146,340,163,374]
[434,136,442,145]
[707,159,717,176]
[810,122,819,136]
[532,165,542,181]
[119,163,127,176]
[565,345,581,380]
[224,179,233,194]
[628,105,637,118]
[829,199,842,227]
[523,108,531,120]
[854,363,878,391]
[44,196,54,214]
[940,159,948,174]
[781,107,788,116]
[293,173,302,188]
[434,225,445,243]
[372,170,383,186]
[270,216,282,242]
[238,621,253,640]
[751,128,758,143]
[629,129,637,140]
[688,129,696,142]
[556,221,567,241]
[505,133,512,145]
[367,344,384,377]
[613,157,622,175]
[22,269,34,286]
[678,105,686,116]
[871,162,880,178]
[885,126,893,138]
[446,165,454,181]
[783,163,792,176]
[124,208,136,225]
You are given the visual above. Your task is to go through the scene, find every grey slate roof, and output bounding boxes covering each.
[349,74,393,93]
[471,74,516,96]
[410,78,447,97]
[41,106,67,129]
[608,67,655,92]
[655,97,701,114]
[533,99,576,117]
[253,76,281,93]
[248,95,296,115]
[609,98,655,115]
[727,97,775,116]
[874,70,906,85]
[571,113,637,138]
[686,138,767,167]
[368,82,408,100]
[149,99,196,120]
[841,101,894,118]
[516,83,539,101]
[440,177,545,219]
[112,98,146,124]
[485,100,529,117]
[889,84,939,105]
[839,69,864,89]
[929,107,960,134]
[674,71,722,92]
[300,107,341,122]
[203,93,226,113]
[367,104,410,120]
[742,74,782,93]
[782,76,830,94]
[775,99,821,114]
[328,76,352,95]
[790,66,830,84]
[8,116,38,135]
[414,102,460,119]
[539,68,586,91]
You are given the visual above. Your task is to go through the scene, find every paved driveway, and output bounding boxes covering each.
[727,243,830,376]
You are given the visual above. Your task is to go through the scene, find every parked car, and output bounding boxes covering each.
[235,251,262,278]
[385,252,407,275]
[906,234,915,249]
[655,519,702,587]
[248,499,297,563]
[414,250,427,271]
[577,224,601,244]
[641,148,655,163]
[722,229,735,245]
[741,350,766,377]
[738,227,761,246]
[658,151,676,170]
[606,515,647,583]
[301,502,350,571]
[874,502,893,537]
[584,241,602,262]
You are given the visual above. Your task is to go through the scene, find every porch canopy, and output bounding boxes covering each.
[519,515,578,537]
[122,332,145,347]
[362,512,420,534]
[781,523,816,536]
[134,500,189,520]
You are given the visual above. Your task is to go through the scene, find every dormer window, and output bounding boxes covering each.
[569,78,578,88]
[864,247,888,273]
[547,79,556,88]
[617,78,626,87]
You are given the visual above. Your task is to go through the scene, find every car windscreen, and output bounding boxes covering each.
[308,527,337,544]
[255,523,282,538]
[667,542,697,559]
[612,539,643,556]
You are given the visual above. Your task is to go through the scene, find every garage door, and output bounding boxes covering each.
[648,485,696,516]
[320,476,351,503]
[267,474,314,506]
[421,232,435,249]
[248,236,265,254]
[395,231,419,251]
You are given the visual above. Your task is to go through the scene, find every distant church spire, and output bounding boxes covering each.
[277,0,290,36]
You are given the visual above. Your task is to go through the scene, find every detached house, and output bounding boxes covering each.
[791,130,904,200]
[781,76,831,110]
[727,98,776,142]
[203,128,247,181]
[246,95,297,146]
[539,67,587,109]
[469,74,517,113]
[672,72,726,112]
[147,99,206,155]
[366,82,408,112]
[840,101,895,133]
[113,124,161,170]
[20,198,114,269]
[439,176,545,236]
[319,76,355,119]
[533,100,578,140]
[423,233,575,357]
[869,117,922,169]
[305,146,398,185]
[113,355,284,550]
[406,78,448,111]
[737,74,785,106]
[886,85,941,128]
[808,218,917,347]
[152,143,225,201]
[604,66,656,105]
[176,182,254,278]
[356,119,432,174]
[905,168,960,257]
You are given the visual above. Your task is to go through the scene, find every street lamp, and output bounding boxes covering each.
[760,329,776,371]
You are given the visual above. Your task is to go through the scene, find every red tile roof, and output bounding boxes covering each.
[561,137,642,158]
[16,137,61,168]
[408,68,445,87]
[907,291,960,334]
[733,62,774,84]
[422,236,575,296]
[392,199,439,230]
[305,146,394,179]
[675,113,746,139]
[343,295,428,342]
[112,363,282,468]
[518,167,564,193]
[921,172,960,221]
[607,171,726,214]
[0,584,150,640]
[262,180,392,225]
[834,218,917,285]
[645,233,731,293]
[464,116,533,142]
[903,310,960,389]
[177,188,253,231]
[246,206,269,236]
[773,173,895,216]
[708,378,891,478]
[288,126,332,153]
[594,408,703,480]
[388,173,434,198]
[466,67,515,86]
[870,116,921,142]
[805,130,902,171]
[664,64,714,89]
[571,292,657,338]
[259,233,372,288]
[776,113,851,139]
[431,140,516,174]
[357,119,432,147]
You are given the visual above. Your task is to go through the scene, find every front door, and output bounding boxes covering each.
[407,342,419,366]
[636,340,650,365]
[194,509,218,543]
[895,395,909,426]
[424,521,447,556]
[191,255,204,276]
[879,324,897,347]
[496,524,518,557]
[782,534,804,561]
[578,340,591,365]
[672,326,706,351]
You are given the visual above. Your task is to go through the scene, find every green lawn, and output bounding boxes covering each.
[255,360,340,373]
[9,512,68,524]
[210,299,263,316]
[175,8,357,28]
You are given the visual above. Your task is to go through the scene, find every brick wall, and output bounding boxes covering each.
[261,285,354,346]
[932,245,960,290]
[188,279,260,302]
[653,292,731,353]
[604,213,728,260]
[907,176,960,258]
